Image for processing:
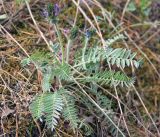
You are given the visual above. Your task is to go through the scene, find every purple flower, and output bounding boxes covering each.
[86,30,91,38]
[42,8,49,18]
[53,4,60,16]
[63,28,70,34]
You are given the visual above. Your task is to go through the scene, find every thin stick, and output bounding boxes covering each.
[121,0,130,22]
[132,85,160,136]
[81,0,106,47]
[25,0,53,53]
[114,87,131,137]
[0,24,29,57]
[73,79,126,137]
[124,31,160,78]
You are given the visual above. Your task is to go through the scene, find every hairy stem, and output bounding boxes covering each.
[66,39,72,63]
[82,37,89,69]
[54,24,65,64]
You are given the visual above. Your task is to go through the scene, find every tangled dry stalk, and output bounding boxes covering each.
[0,0,160,136]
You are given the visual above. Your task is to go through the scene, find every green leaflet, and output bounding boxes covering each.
[29,92,64,130]
[53,63,72,80]
[29,89,79,131]
[62,96,79,130]
[78,47,142,69]
[106,48,141,69]
[81,70,135,87]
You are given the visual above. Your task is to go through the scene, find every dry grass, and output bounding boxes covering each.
[0,0,160,136]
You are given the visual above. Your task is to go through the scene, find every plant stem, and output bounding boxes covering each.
[54,24,65,64]
[66,39,72,63]
[82,37,89,69]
